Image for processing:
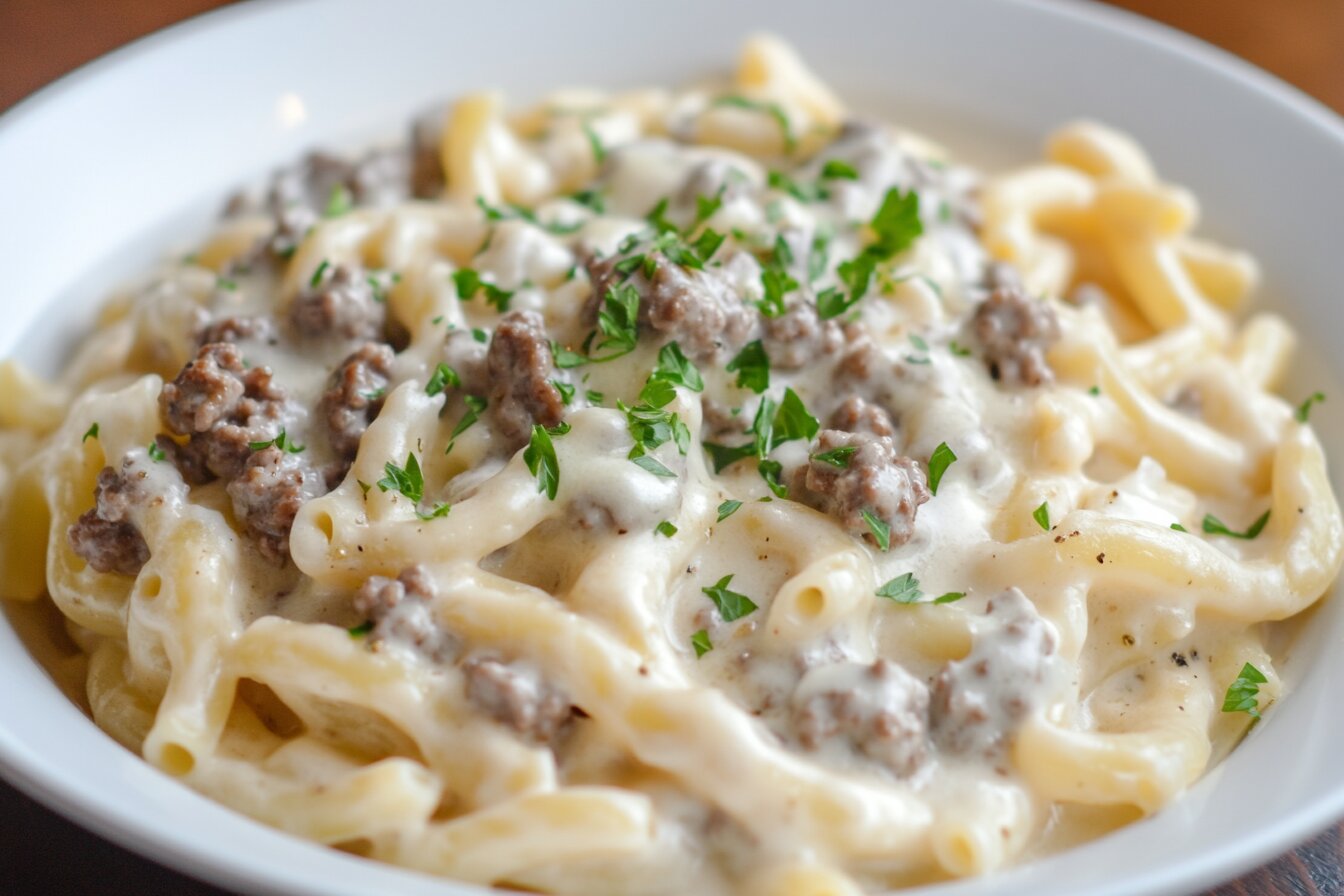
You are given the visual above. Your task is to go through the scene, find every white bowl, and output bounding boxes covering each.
[3,1,1343,894]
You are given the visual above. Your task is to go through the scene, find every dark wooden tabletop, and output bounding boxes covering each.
[1,1,1342,894]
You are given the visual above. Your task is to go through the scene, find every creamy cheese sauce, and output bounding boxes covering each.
[1,36,1339,896]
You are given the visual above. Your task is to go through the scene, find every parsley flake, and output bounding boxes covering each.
[1295,391,1326,422]
[820,159,860,180]
[450,395,487,441]
[248,429,306,454]
[524,424,562,500]
[147,440,166,463]
[927,442,957,495]
[758,266,798,318]
[726,340,770,394]
[691,629,713,658]
[378,452,425,504]
[810,444,856,468]
[711,95,795,153]
[425,363,461,396]
[82,422,100,443]
[581,120,606,165]
[1033,501,1051,531]
[876,572,922,603]
[701,574,758,621]
[310,259,330,288]
[655,520,678,538]
[348,620,374,638]
[453,268,513,312]
[1222,662,1268,720]
[862,509,891,551]
[552,379,577,404]
[324,183,353,218]
[716,499,743,522]
[1202,510,1270,540]
[1171,522,1188,532]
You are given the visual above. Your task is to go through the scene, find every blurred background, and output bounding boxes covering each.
[1,0,1342,114]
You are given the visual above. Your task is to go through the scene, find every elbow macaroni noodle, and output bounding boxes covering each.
[0,36,1339,895]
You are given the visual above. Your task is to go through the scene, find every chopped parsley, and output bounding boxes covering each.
[716,499,743,522]
[820,159,860,180]
[471,327,489,343]
[523,423,562,500]
[1202,510,1270,540]
[475,195,582,235]
[1088,385,1102,396]
[552,379,577,404]
[216,276,238,291]
[1033,501,1051,531]
[711,95,795,153]
[701,574,758,621]
[807,231,831,284]
[551,341,589,369]
[769,388,820,446]
[324,184,353,218]
[876,572,963,605]
[417,502,452,521]
[927,442,957,495]
[452,268,513,312]
[1295,391,1326,422]
[691,629,713,658]
[450,395,488,441]
[425,363,461,396]
[651,341,704,392]
[570,189,605,214]
[758,267,798,318]
[820,187,923,320]
[309,259,330,288]
[758,458,789,498]
[378,452,425,504]
[1171,522,1189,532]
[811,444,856,468]
[1222,662,1268,720]
[147,440,166,463]
[348,620,374,638]
[767,170,828,203]
[862,509,891,551]
[248,429,305,454]
[948,340,972,357]
[591,282,641,361]
[695,188,725,225]
[908,333,929,352]
[655,520,678,538]
[581,120,606,165]
[876,572,922,603]
[726,340,770,393]
[82,422,99,443]
[631,453,677,478]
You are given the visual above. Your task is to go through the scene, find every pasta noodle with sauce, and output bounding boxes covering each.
[0,35,1339,895]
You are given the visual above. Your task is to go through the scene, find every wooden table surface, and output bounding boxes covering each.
[1,1,1341,894]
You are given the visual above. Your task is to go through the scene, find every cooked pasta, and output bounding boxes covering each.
[1,35,1339,895]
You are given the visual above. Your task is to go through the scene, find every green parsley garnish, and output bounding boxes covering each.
[248,429,305,453]
[1222,662,1268,720]
[758,267,798,318]
[716,499,743,522]
[426,363,461,397]
[820,159,859,180]
[1088,385,1102,396]
[695,189,725,225]
[552,379,576,404]
[690,629,713,658]
[876,572,963,605]
[324,183,353,218]
[862,509,891,551]
[811,445,856,468]
[820,187,923,320]
[450,395,488,441]
[82,423,100,443]
[582,120,606,165]
[631,453,677,478]
[1295,391,1326,422]
[807,230,831,284]
[927,442,957,495]
[591,282,641,361]
[378,453,426,504]
[147,440,166,463]
[651,341,704,392]
[348,620,374,638]
[570,190,605,214]
[1171,522,1188,532]
[1033,501,1051,531]
[655,520,678,537]
[551,341,589,369]
[1202,510,1270,540]
[524,423,563,500]
[309,259,330,288]
[876,572,922,603]
[767,170,828,203]
[948,340,972,357]
[726,340,770,394]
[417,502,452,521]
[453,268,513,312]
[815,287,858,320]
[216,276,238,291]
[475,195,582,235]
[471,327,489,343]
[758,458,789,498]
[701,574,758,621]
[711,95,795,153]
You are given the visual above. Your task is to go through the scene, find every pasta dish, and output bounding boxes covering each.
[1,36,1339,895]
